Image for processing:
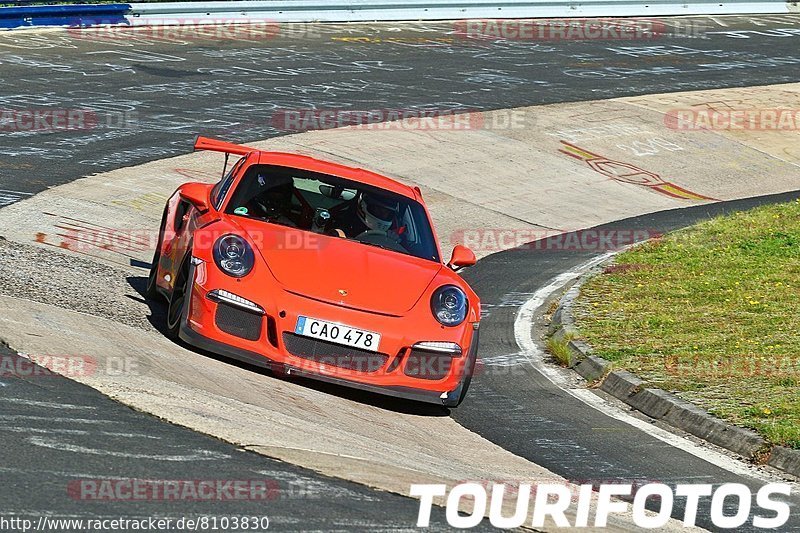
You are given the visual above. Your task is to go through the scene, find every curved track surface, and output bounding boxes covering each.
[2,15,800,531]
[0,344,470,532]
[2,15,800,199]
[458,194,800,531]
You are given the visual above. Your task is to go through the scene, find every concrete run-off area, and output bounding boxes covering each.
[1,83,800,527]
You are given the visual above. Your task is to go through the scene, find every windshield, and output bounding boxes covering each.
[225,164,440,262]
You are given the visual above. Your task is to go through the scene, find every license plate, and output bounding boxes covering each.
[294,316,381,352]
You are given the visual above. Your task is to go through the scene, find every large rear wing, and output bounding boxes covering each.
[194,136,257,156]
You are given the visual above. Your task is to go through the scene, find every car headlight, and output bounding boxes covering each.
[213,234,254,278]
[431,285,468,327]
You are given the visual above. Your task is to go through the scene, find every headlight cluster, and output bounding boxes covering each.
[213,234,254,278]
[431,285,468,327]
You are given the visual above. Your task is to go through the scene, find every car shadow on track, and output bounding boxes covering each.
[126,274,171,335]
[127,275,450,418]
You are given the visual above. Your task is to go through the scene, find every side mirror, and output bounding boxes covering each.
[179,183,211,213]
[448,244,476,270]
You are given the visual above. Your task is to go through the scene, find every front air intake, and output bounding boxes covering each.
[403,350,452,380]
[282,333,388,373]
[214,302,262,341]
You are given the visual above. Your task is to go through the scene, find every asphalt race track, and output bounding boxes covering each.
[458,191,800,531]
[0,343,471,532]
[2,14,800,531]
[2,16,800,199]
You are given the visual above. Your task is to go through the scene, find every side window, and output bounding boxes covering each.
[212,157,244,210]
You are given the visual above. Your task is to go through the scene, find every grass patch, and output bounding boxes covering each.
[573,199,800,449]
[547,337,572,367]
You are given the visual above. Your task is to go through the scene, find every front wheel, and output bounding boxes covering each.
[445,330,479,408]
[145,247,161,300]
[146,207,169,300]
[165,256,191,339]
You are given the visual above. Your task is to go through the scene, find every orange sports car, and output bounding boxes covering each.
[147,136,481,407]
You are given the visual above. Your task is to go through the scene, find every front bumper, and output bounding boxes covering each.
[181,259,479,405]
[179,319,478,407]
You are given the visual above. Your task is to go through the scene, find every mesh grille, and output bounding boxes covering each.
[404,350,453,380]
[214,303,262,341]
[282,333,388,373]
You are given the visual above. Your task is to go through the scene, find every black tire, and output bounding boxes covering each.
[145,248,161,300]
[455,371,474,407]
[449,370,474,408]
[446,329,479,408]
[146,207,169,300]
[165,255,191,339]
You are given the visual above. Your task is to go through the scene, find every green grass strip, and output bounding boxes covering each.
[574,199,800,449]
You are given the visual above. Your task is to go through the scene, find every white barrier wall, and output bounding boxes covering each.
[129,0,794,23]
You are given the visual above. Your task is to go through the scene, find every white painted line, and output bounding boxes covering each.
[0,465,155,480]
[1,426,88,435]
[513,254,798,486]
[0,414,118,424]
[514,252,614,370]
[27,436,229,461]
[0,397,96,410]
[0,189,33,208]
[0,425,162,439]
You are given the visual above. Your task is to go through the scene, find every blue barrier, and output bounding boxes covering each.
[0,3,131,29]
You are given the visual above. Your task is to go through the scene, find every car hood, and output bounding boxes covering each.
[236,219,442,315]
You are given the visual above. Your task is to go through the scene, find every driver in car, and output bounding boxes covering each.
[335,192,400,238]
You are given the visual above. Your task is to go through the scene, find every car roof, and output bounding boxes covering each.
[255,151,419,201]
[194,136,421,201]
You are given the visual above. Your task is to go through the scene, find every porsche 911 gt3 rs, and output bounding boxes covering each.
[147,136,480,407]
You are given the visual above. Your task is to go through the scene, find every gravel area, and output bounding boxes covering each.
[0,237,165,332]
